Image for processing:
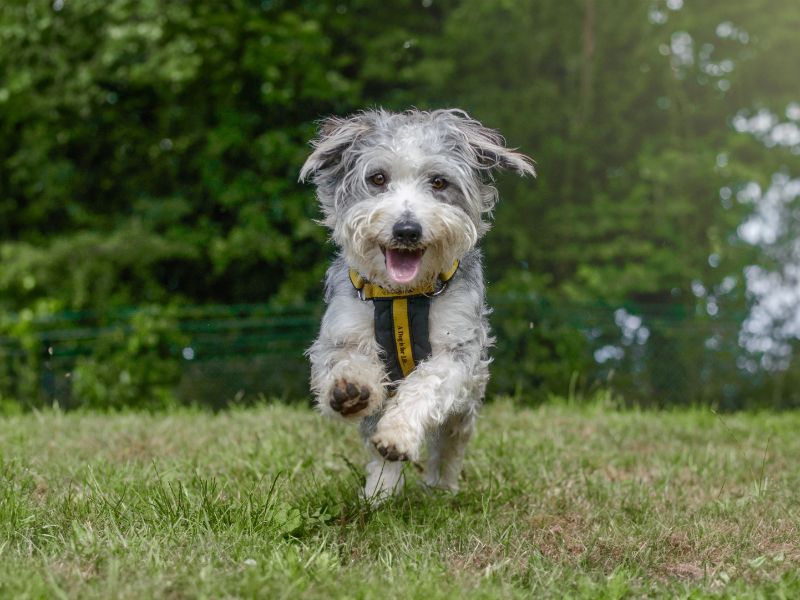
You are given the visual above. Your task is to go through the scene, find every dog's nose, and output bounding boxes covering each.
[392,220,423,245]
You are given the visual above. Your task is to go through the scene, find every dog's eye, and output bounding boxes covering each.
[368,172,387,187]
[431,176,448,191]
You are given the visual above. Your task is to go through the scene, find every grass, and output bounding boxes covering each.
[1,398,799,599]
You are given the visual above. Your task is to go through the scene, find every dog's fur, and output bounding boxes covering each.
[300,108,534,500]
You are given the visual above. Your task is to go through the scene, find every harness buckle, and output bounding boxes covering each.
[424,280,450,298]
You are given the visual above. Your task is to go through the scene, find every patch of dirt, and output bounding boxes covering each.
[527,513,590,559]
[445,535,524,576]
[664,562,705,580]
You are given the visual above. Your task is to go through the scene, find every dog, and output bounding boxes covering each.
[300,108,534,501]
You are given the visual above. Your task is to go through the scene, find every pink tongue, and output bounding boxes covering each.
[386,249,424,284]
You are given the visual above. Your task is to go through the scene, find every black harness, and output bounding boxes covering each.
[348,260,459,381]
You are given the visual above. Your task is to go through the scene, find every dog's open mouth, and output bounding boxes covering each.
[385,247,425,284]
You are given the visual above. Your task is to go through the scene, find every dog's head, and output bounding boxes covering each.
[300,108,534,290]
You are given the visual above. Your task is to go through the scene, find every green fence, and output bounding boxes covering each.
[1,298,798,410]
[0,304,320,410]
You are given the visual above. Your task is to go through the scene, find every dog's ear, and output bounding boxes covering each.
[446,110,536,178]
[299,114,372,183]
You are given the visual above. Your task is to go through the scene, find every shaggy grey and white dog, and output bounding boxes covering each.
[300,108,534,501]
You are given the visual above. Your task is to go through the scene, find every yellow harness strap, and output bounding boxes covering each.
[391,297,415,376]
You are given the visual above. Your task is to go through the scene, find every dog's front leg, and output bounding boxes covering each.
[309,342,386,419]
[308,296,386,420]
[371,353,482,462]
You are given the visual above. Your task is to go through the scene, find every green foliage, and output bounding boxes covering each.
[0,300,62,406]
[0,229,197,309]
[69,308,186,410]
[488,276,595,400]
[1,0,353,310]
[0,304,185,410]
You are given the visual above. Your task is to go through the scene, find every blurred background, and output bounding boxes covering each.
[1,0,799,411]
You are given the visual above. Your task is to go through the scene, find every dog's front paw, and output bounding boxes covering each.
[330,378,373,417]
[371,419,421,462]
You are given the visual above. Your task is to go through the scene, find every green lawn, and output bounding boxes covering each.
[1,399,798,598]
